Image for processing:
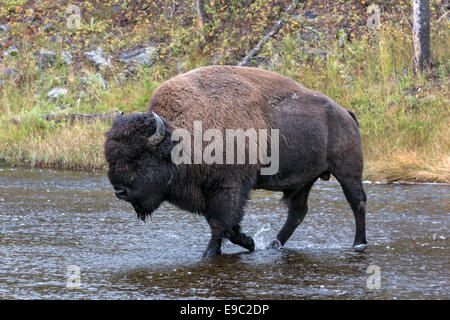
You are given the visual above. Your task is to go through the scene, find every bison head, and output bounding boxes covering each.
[104,112,174,221]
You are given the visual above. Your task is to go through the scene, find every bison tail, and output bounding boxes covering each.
[347,109,359,127]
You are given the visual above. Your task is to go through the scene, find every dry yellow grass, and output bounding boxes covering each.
[0,3,448,183]
[1,120,110,171]
[363,119,450,183]
[365,152,450,183]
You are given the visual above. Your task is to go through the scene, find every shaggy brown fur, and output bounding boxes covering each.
[149,66,310,131]
[105,66,367,258]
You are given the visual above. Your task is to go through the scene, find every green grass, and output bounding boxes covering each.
[0,0,448,182]
[259,20,449,182]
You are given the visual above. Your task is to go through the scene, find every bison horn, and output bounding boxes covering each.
[148,112,165,145]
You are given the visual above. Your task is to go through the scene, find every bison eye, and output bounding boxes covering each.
[138,155,145,161]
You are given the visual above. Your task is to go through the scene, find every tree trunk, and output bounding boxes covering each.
[413,0,431,73]
[196,0,206,32]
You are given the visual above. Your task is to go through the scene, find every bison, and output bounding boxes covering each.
[104,66,367,257]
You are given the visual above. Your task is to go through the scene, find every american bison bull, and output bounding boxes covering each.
[104,66,367,257]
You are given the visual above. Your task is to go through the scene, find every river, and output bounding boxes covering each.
[0,167,448,299]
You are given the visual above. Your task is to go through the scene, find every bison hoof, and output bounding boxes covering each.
[202,248,222,258]
[267,239,282,250]
[243,236,255,252]
[353,243,368,251]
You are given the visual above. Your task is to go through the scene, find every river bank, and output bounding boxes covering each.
[0,1,448,183]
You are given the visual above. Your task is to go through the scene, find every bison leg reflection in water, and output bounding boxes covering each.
[104,66,367,258]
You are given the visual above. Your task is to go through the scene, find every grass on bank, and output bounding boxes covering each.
[0,1,448,182]
[264,21,449,183]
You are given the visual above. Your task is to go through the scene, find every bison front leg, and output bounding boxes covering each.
[203,219,224,258]
[202,181,254,258]
[203,221,255,258]
[224,225,255,252]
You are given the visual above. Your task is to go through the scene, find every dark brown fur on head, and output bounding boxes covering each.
[104,112,175,221]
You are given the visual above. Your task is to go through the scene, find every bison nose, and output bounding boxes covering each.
[114,189,128,201]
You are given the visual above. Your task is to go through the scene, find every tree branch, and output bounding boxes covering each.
[237,0,300,66]
[10,113,122,125]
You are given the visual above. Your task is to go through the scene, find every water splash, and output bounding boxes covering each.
[253,224,274,250]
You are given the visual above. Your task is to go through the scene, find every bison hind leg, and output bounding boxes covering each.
[331,171,367,249]
[274,178,318,247]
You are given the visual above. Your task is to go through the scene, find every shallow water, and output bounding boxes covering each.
[0,167,448,299]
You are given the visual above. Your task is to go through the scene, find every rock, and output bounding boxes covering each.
[84,47,110,67]
[33,50,57,68]
[47,88,68,102]
[61,51,72,64]
[0,66,19,79]
[0,24,9,33]
[119,46,157,66]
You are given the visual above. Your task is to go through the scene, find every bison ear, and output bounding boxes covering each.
[148,112,165,145]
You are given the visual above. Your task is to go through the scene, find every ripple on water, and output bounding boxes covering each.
[0,168,449,299]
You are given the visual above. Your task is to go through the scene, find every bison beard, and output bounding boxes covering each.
[131,202,151,222]
[104,65,368,258]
